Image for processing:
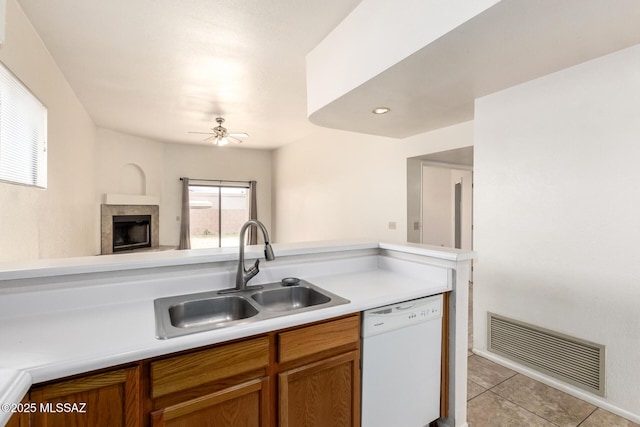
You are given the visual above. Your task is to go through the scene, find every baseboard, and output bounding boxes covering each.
[436,419,467,427]
[472,349,640,424]
[435,418,469,427]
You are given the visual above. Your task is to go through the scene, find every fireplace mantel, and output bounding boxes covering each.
[103,194,160,206]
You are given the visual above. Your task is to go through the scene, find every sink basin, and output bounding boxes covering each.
[169,296,258,328]
[154,279,350,339]
[251,286,331,312]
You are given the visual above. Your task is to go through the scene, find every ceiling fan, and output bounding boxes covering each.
[189,117,249,146]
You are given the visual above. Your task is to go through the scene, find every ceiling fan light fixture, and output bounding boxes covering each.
[372,107,390,115]
[189,116,248,146]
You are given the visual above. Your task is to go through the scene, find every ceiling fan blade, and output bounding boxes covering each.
[203,135,217,143]
[228,132,249,138]
[189,131,215,135]
[226,135,243,144]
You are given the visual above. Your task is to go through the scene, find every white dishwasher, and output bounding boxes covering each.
[361,294,443,427]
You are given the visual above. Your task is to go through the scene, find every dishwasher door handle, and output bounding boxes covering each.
[396,303,415,310]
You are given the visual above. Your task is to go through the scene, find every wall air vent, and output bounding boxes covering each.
[488,312,605,396]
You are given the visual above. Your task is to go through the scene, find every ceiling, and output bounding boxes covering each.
[309,0,640,138]
[18,1,640,150]
[17,0,362,149]
[415,147,474,168]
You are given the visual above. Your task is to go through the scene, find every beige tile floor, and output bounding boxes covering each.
[466,354,639,427]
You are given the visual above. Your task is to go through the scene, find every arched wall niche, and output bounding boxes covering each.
[118,163,147,195]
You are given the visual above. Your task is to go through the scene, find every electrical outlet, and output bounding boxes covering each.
[413,221,420,231]
[388,221,396,230]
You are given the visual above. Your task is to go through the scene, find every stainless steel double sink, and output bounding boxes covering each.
[154,279,350,339]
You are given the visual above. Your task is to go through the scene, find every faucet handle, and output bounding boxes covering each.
[245,258,260,281]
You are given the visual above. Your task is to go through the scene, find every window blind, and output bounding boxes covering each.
[0,61,47,188]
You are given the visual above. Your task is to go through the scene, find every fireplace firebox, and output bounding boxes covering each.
[112,215,152,252]
[101,204,159,255]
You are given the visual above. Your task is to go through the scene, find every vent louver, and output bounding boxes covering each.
[488,312,605,396]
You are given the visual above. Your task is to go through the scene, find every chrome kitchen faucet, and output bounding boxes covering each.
[219,219,275,294]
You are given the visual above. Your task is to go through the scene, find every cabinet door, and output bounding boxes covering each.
[279,351,360,427]
[5,399,29,427]
[30,365,141,427]
[150,377,269,427]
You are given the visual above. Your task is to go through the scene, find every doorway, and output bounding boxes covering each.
[188,184,250,249]
[407,146,474,349]
[406,146,474,249]
[420,165,472,250]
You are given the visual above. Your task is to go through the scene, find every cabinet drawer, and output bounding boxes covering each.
[150,378,269,427]
[151,336,269,399]
[278,315,359,363]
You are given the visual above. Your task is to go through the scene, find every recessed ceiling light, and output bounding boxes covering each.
[372,107,390,115]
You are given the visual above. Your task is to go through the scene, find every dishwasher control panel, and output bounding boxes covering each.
[361,294,442,337]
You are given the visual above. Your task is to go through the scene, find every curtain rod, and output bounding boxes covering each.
[180,178,253,184]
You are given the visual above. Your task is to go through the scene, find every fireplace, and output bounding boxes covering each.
[101,204,159,255]
[113,215,151,252]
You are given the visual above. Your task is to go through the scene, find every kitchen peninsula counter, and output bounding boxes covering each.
[0,240,474,426]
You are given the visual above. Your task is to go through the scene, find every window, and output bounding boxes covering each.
[0,61,48,188]
[188,184,250,248]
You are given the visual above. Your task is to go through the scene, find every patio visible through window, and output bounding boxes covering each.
[188,185,249,248]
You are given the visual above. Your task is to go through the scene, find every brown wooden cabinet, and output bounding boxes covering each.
[279,351,360,427]
[276,315,361,427]
[149,336,270,427]
[5,413,27,427]
[147,316,360,427]
[29,365,141,427]
[5,397,29,427]
[18,314,361,427]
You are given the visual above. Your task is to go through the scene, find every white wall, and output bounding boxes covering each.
[272,121,473,243]
[0,0,97,262]
[96,129,164,200]
[421,166,452,246]
[421,167,473,249]
[96,129,273,248]
[474,44,640,418]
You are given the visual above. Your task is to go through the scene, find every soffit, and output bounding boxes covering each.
[309,0,640,138]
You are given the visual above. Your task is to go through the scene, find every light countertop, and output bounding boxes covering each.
[0,241,474,426]
[0,240,473,281]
